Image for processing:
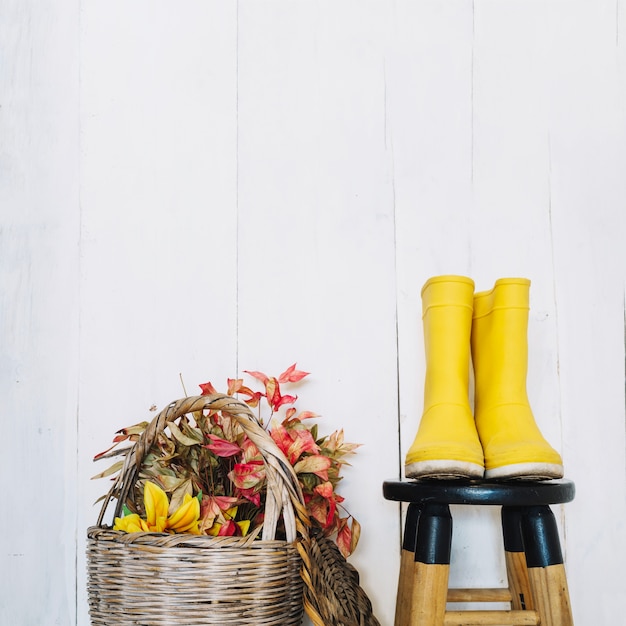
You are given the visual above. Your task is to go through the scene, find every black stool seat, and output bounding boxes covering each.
[384,478,575,625]
[383,477,575,507]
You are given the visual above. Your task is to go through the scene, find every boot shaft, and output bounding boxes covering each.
[471,278,531,405]
[421,275,474,408]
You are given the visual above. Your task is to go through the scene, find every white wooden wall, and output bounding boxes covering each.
[2,1,625,624]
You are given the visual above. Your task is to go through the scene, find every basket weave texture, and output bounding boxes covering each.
[87,394,310,625]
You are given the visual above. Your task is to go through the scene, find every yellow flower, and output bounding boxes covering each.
[167,493,201,534]
[143,481,169,532]
[114,482,201,535]
[113,514,148,533]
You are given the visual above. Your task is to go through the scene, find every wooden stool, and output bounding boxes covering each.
[383,479,575,626]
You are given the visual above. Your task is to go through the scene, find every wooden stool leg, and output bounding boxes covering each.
[395,503,422,626]
[502,506,534,611]
[409,503,452,625]
[521,506,574,626]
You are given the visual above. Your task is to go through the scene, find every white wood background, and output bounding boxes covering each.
[2,1,626,624]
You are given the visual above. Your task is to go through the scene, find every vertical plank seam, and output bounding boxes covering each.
[546,134,568,562]
[76,1,83,620]
[471,0,475,187]
[236,0,240,378]
[383,47,403,551]
[623,286,626,487]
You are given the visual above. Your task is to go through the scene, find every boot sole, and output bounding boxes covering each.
[485,462,564,481]
[405,459,484,480]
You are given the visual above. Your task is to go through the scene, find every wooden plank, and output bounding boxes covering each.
[542,2,626,624]
[444,609,539,625]
[505,550,534,610]
[236,3,399,623]
[527,564,574,626]
[447,587,512,603]
[409,562,449,623]
[0,1,80,624]
[77,2,238,624]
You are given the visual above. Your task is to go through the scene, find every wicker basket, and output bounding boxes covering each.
[87,394,313,625]
[87,393,382,626]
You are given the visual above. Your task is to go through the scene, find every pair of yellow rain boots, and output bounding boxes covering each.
[405,275,563,481]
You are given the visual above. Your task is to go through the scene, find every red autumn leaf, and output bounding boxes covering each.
[228,460,265,490]
[199,381,218,396]
[285,407,297,420]
[269,422,294,458]
[278,363,310,383]
[243,369,269,384]
[313,481,339,528]
[236,486,261,506]
[204,434,241,457]
[274,393,297,410]
[287,428,320,461]
[218,520,237,536]
[314,481,334,499]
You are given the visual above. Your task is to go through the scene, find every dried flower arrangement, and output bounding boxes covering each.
[93,364,361,557]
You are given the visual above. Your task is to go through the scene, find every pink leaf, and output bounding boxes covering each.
[274,393,297,410]
[243,370,269,384]
[278,363,310,383]
[270,423,294,458]
[286,429,320,463]
[204,434,241,457]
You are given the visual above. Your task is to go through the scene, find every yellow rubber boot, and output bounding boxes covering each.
[471,278,564,480]
[405,275,484,479]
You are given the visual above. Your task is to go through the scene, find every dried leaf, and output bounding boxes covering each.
[349,517,361,554]
[90,460,123,480]
[168,421,201,447]
[336,519,352,557]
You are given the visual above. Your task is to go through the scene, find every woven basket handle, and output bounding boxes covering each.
[97,394,310,543]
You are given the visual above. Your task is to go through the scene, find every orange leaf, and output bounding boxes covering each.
[227,378,244,395]
[199,381,218,395]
